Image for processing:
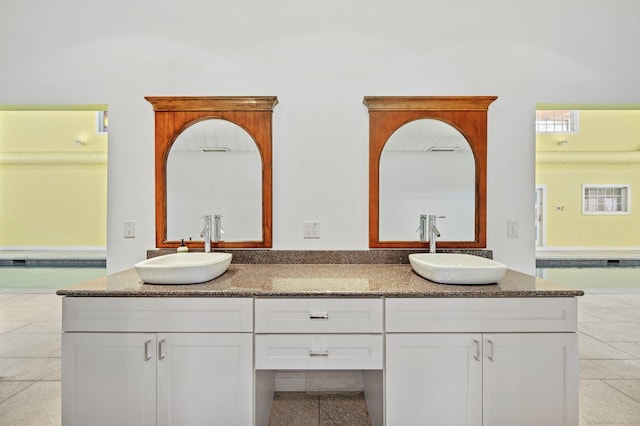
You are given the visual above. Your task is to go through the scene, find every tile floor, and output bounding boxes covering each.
[268,392,371,426]
[1,290,639,426]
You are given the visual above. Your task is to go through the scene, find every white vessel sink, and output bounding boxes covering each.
[409,253,506,285]
[134,253,232,285]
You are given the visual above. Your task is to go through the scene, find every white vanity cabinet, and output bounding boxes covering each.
[60,291,580,426]
[385,298,579,426]
[61,297,254,426]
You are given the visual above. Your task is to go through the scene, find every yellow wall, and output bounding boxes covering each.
[0,110,107,247]
[536,110,640,247]
[537,163,640,246]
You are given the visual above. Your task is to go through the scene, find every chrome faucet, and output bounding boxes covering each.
[212,214,224,242]
[200,215,212,252]
[418,214,428,241]
[428,215,445,253]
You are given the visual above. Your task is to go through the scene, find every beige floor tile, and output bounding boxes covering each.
[605,380,640,403]
[580,360,626,379]
[580,307,640,322]
[580,322,640,343]
[580,334,636,360]
[610,342,640,358]
[0,357,61,381]
[268,392,320,426]
[0,306,61,323]
[10,322,61,334]
[40,362,62,381]
[0,294,18,301]
[0,322,29,334]
[578,311,605,323]
[581,359,640,380]
[46,348,62,357]
[598,295,640,308]
[0,294,60,309]
[0,381,60,426]
[0,381,34,404]
[596,360,640,379]
[580,379,640,426]
[579,295,635,308]
[0,333,61,357]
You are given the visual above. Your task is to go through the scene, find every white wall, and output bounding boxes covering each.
[1,0,638,273]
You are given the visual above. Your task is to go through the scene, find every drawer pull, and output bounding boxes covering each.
[309,312,329,320]
[473,339,480,362]
[309,350,330,357]
[144,340,152,361]
[487,339,495,362]
[158,339,166,360]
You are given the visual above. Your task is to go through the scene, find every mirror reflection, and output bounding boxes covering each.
[379,119,475,241]
[166,119,262,242]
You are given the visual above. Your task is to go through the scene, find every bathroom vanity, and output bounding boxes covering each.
[58,260,582,426]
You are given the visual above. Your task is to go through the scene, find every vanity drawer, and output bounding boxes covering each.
[255,334,383,370]
[62,297,253,332]
[255,298,383,333]
[386,297,577,333]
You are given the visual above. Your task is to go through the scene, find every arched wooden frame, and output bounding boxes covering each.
[364,96,497,249]
[145,96,278,249]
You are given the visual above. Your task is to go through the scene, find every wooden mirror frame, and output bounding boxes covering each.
[145,96,278,249]
[364,96,497,249]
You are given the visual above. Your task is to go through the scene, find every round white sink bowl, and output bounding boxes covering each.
[134,252,232,285]
[409,253,506,285]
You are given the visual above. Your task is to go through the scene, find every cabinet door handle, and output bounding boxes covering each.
[487,339,495,361]
[473,339,481,361]
[309,312,329,320]
[158,339,166,360]
[309,350,330,357]
[144,340,152,361]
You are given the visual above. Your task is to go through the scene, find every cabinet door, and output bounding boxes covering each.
[386,333,483,426]
[62,333,157,426]
[156,333,253,426]
[482,333,578,426]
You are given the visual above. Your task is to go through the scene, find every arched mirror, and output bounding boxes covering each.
[146,96,278,249]
[166,119,263,242]
[380,119,475,241]
[365,96,497,249]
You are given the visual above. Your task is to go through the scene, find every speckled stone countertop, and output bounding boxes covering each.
[56,263,584,298]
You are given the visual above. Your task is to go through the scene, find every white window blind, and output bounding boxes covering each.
[536,110,579,133]
[583,185,630,215]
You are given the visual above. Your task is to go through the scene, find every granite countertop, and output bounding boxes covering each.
[56,263,584,298]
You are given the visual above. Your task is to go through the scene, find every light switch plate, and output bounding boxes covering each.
[124,220,136,238]
[303,221,320,239]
